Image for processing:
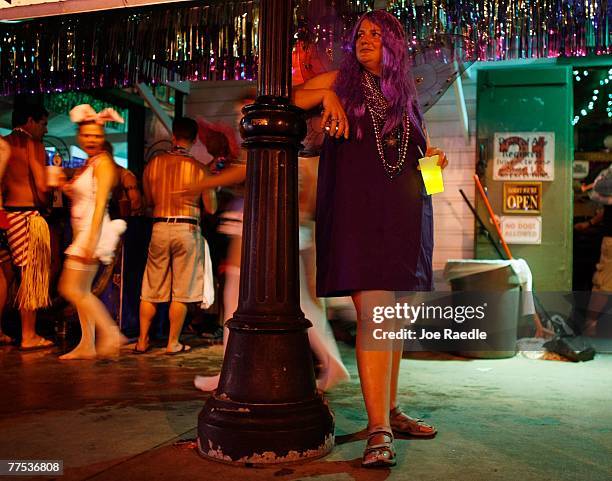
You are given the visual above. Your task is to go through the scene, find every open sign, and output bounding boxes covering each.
[503,182,542,214]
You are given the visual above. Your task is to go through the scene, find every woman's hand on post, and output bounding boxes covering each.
[321,90,349,140]
[426,146,449,170]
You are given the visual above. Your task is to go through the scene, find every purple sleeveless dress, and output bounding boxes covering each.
[315,115,433,297]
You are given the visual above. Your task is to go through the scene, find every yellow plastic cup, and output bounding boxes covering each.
[418,154,444,195]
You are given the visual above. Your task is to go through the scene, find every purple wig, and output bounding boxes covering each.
[334,10,422,140]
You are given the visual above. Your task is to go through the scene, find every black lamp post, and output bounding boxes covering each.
[197,0,335,464]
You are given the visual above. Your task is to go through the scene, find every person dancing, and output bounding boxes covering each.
[192,100,349,392]
[292,10,448,467]
[58,105,127,360]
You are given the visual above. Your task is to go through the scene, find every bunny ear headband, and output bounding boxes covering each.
[69,104,124,125]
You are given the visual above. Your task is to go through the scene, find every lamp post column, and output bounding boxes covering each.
[197,0,335,464]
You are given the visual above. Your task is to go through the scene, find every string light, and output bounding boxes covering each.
[572,69,612,126]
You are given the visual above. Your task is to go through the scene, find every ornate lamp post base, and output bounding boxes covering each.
[198,386,334,464]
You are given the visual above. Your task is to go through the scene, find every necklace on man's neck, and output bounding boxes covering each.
[170,145,193,157]
[13,127,32,138]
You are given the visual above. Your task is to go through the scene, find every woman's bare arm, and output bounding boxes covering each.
[206,163,247,188]
[87,155,117,258]
[292,71,338,109]
[422,123,449,170]
[291,71,348,139]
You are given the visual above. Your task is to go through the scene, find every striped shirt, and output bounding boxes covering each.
[143,150,207,220]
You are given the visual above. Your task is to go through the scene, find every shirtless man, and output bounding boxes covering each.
[0,104,53,350]
[0,137,12,344]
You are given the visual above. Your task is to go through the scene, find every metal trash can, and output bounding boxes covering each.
[444,260,521,359]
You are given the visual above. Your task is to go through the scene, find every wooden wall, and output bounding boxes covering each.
[424,70,477,270]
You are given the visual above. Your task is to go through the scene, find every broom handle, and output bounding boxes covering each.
[473,174,513,260]
[459,188,505,259]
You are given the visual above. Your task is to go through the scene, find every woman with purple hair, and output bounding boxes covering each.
[293,10,448,467]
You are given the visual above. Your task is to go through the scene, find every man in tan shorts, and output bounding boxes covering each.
[135,117,212,355]
[0,104,53,350]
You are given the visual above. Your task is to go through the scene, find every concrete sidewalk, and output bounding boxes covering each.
[1,340,610,481]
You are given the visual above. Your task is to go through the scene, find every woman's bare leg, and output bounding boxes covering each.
[388,292,436,436]
[58,265,97,359]
[194,235,241,392]
[352,290,395,430]
[59,260,123,360]
[300,249,348,391]
[389,347,403,410]
[389,292,412,410]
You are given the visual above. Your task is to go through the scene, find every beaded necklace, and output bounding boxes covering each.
[169,145,194,159]
[361,70,410,179]
[13,127,32,138]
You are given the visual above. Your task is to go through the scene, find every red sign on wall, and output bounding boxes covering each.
[493,132,555,181]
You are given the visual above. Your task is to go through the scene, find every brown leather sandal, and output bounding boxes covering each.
[362,427,396,468]
[390,406,437,437]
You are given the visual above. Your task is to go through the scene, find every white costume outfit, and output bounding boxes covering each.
[65,155,126,264]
